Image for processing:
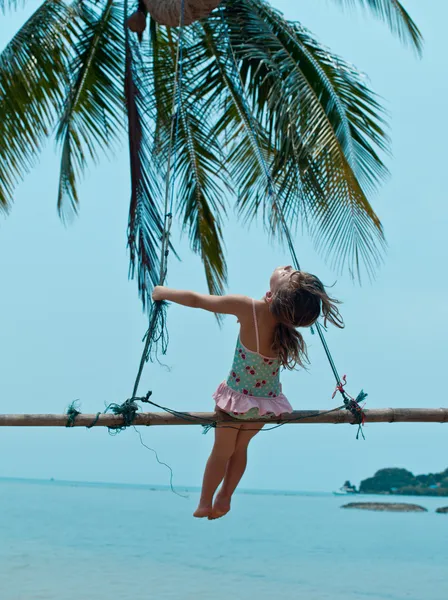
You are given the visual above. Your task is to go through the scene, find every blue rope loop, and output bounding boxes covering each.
[65,401,81,427]
[202,423,217,434]
[341,390,368,440]
[64,392,154,433]
[105,398,141,434]
[86,412,101,429]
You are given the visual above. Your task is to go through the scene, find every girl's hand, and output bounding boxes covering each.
[152,286,166,302]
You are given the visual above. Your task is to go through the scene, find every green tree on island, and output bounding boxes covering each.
[0,0,422,306]
[360,467,448,496]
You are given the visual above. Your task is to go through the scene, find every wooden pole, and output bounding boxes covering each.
[0,408,447,427]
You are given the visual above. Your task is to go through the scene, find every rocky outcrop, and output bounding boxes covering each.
[436,506,448,514]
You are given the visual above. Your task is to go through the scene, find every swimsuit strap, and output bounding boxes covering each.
[252,299,260,355]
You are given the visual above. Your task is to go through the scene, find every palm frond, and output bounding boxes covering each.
[176,104,228,298]
[1,0,422,298]
[0,0,73,210]
[148,17,173,161]
[0,0,26,14]
[213,0,387,279]
[148,24,229,298]
[125,17,166,308]
[200,13,324,237]
[331,0,423,54]
[200,20,274,224]
[260,4,390,190]
[56,0,125,220]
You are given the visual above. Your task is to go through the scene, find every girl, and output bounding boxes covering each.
[152,266,343,519]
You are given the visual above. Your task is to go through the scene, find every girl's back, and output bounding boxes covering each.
[215,296,290,413]
[238,299,277,359]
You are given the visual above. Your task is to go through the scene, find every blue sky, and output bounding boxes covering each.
[0,0,446,492]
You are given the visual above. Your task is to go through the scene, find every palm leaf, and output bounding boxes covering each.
[1,0,422,299]
[148,18,173,161]
[56,0,125,220]
[148,24,229,298]
[57,0,123,217]
[331,0,423,54]
[205,19,323,243]
[215,0,386,278]
[200,19,275,223]
[0,0,27,13]
[257,4,390,187]
[125,15,167,307]
[0,0,73,210]
[175,106,228,298]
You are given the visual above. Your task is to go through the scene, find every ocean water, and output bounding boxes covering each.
[0,478,447,600]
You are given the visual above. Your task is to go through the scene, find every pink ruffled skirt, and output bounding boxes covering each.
[213,381,293,419]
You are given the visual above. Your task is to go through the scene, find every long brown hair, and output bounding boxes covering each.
[269,271,344,369]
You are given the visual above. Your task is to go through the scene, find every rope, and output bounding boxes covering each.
[65,401,81,427]
[65,395,150,432]
[67,1,365,468]
[133,426,188,498]
[124,4,367,440]
[63,4,190,497]
[131,0,186,398]
[140,396,347,434]
[86,412,101,429]
[132,300,169,398]
[65,395,349,434]
[216,5,366,434]
[63,397,186,496]
[105,397,141,434]
[63,3,187,433]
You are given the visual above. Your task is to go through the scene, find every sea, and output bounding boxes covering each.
[0,477,446,600]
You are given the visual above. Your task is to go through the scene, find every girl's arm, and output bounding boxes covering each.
[152,286,251,318]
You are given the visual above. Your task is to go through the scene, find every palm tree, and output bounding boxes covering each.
[0,0,422,308]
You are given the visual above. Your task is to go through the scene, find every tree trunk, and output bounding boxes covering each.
[143,0,223,26]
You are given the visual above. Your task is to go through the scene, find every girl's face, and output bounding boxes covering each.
[268,266,294,296]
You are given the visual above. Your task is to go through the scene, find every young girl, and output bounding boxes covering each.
[152,266,343,519]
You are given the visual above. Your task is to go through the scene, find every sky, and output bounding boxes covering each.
[0,0,447,493]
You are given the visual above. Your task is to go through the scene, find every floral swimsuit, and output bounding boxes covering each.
[213,299,293,419]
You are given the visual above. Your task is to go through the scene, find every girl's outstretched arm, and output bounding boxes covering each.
[152,286,251,318]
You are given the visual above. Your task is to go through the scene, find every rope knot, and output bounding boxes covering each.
[141,391,153,403]
[332,374,347,399]
[330,375,367,439]
[65,401,81,427]
[106,398,141,433]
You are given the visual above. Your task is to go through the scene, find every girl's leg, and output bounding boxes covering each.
[211,423,264,519]
[194,423,241,518]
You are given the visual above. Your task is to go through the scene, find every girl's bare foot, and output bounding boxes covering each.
[209,492,231,520]
[193,504,212,518]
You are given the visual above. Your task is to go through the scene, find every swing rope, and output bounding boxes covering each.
[66,1,366,441]
[131,0,186,399]
[215,5,366,437]
[64,2,186,436]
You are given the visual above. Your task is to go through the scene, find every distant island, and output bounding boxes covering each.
[343,467,448,497]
